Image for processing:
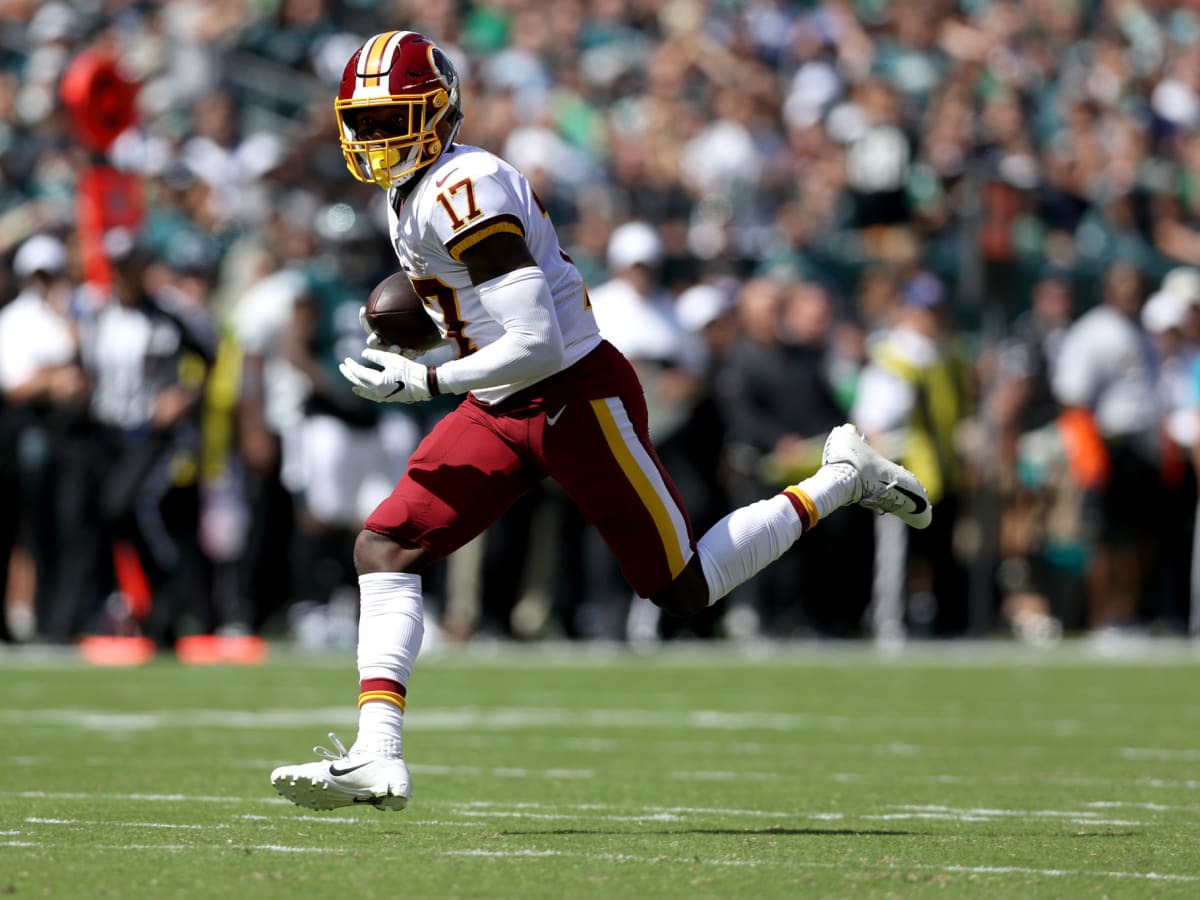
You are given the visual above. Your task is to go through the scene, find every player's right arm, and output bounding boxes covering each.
[340,227,566,404]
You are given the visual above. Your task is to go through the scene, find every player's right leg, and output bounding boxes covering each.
[271,400,541,811]
[270,732,413,811]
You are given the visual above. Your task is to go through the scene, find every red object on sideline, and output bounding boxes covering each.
[79,636,156,666]
[59,49,139,152]
[112,541,152,622]
[176,634,269,666]
[77,166,144,289]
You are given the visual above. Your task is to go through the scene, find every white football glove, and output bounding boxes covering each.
[358,305,423,360]
[339,348,435,404]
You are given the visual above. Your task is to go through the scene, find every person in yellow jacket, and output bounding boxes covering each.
[851,272,973,641]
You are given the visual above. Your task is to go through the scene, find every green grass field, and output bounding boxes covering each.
[2,640,1199,899]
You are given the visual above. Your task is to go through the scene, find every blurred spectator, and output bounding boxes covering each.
[714,276,785,638]
[228,258,309,634]
[1141,286,1196,632]
[0,233,84,641]
[590,222,706,439]
[59,231,217,645]
[851,271,972,642]
[277,216,420,644]
[0,396,14,640]
[8,0,1200,645]
[1053,262,1162,634]
[719,278,872,637]
[991,269,1077,636]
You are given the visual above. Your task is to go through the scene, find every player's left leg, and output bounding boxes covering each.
[549,394,929,619]
[671,423,932,612]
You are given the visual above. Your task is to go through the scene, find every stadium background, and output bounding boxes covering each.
[2,0,1199,653]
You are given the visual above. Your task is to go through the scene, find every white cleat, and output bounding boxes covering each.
[270,733,411,812]
[822,423,932,529]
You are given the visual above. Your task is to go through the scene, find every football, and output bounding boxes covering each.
[364,272,442,352]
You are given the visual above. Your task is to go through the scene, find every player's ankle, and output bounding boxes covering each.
[796,463,859,520]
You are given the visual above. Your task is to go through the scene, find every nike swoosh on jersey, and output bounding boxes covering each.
[546,405,567,426]
[328,761,372,777]
[435,169,460,188]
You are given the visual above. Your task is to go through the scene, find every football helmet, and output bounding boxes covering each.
[336,31,463,189]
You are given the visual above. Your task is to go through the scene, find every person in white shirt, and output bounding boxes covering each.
[1052,262,1162,632]
[0,233,87,641]
[0,235,81,407]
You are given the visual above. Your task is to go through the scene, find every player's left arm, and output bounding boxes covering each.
[429,230,564,396]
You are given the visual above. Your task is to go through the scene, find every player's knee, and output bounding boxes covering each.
[353,528,430,575]
[649,555,709,618]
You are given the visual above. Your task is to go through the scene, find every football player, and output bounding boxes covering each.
[270,30,932,811]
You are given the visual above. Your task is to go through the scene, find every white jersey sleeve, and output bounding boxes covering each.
[387,145,602,404]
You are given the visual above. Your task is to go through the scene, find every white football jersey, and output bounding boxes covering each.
[386,144,602,404]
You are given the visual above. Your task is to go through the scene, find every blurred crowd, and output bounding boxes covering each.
[3,0,1200,650]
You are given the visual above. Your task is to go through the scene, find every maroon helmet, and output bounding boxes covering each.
[335,31,463,188]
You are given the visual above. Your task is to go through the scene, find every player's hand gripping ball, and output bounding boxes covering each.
[362,272,442,353]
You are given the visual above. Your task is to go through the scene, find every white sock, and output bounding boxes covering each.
[353,572,423,758]
[796,462,858,519]
[695,494,804,605]
[356,699,405,759]
[694,463,859,606]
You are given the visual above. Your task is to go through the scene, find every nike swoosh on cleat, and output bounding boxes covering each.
[894,485,928,514]
[329,761,372,776]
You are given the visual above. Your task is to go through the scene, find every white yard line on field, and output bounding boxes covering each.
[446,800,798,818]
[11,790,270,803]
[668,770,782,781]
[3,793,1179,834]
[1085,800,1200,811]
[14,840,1195,883]
[235,813,357,824]
[865,812,1145,825]
[412,764,594,779]
[892,804,1139,818]
[455,810,684,822]
[6,706,1189,759]
[3,706,859,732]
[93,844,344,853]
[26,817,226,829]
[1122,747,1200,761]
[441,848,1200,883]
[939,864,1199,883]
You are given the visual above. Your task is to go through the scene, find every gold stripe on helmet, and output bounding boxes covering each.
[361,30,399,87]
